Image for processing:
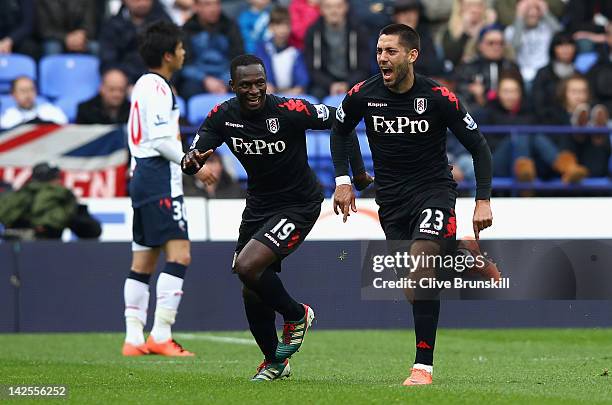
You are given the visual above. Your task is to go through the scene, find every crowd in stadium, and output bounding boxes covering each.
[0,0,611,197]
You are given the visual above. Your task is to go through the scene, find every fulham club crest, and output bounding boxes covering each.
[414,98,427,115]
[266,117,280,134]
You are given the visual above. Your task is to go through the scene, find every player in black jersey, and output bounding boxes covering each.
[181,54,372,381]
[331,24,498,385]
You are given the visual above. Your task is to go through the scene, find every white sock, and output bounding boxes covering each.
[124,278,149,345]
[150,273,184,343]
[413,363,433,375]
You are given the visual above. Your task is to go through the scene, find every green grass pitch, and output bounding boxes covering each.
[1,329,611,404]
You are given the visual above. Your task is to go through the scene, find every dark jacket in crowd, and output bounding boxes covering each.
[453,56,520,110]
[181,13,245,84]
[587,54,612,114]
[99,3,172,84]
[532,64,565,121]
[0,0,33,46]
[303,17,371,99]
[76,94,130,125]
[36,0,97,41]
[413,22,445,77]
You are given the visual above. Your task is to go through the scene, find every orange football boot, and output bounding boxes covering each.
[122,342,150,356]
[145,336,194,356]
[458,237,501,281]
[402,368,433,386]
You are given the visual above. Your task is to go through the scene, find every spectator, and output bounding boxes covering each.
[255,6,309,95]
[0,162,101,239]
[392,0,445,76]
[36,0,99,55]
[543,74,611,178]
[587,23,612,114]
[533,31,577,122]
[160,0,194,25]
[183,152,246,198]
[99,0,172,84]
[494,0,565,27]
[238,0,272,53]
[481,73,587,183]
[564,0,612,37]
[76,69,130,124]
[180,0,244,98]
[0,0,37,57]
[348,0,393,39]
[0,77,67,130]
[288,0,320,49]
[454,24,519,111]
[505,0,562,86]
[440,0,496,68]
[303,0,370,100]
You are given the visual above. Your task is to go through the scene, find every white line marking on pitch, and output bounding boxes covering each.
[175,333,257,346]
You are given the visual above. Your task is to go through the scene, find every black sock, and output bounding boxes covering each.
[240,267,305,322]
[243,287,278,362]
[412,300,440,366]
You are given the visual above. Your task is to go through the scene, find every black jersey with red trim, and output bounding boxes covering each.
[332,73,491,205]
[191,94,336,211]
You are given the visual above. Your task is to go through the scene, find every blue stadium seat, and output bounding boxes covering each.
[357,133,371,156]
[175,95,186,118]
[55,96,81,122]
[39,54,100,101]
[187,93,233,125]
[0,94,49,116]
[0,54,36,94]
[277,93,319,105]
[322,94,343,108]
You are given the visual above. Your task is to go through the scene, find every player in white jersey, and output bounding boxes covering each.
[122,21,214,357]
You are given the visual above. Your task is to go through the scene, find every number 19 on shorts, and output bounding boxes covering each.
[270,218,296,240]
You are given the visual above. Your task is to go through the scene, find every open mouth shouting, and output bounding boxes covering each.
[380,66,393,82]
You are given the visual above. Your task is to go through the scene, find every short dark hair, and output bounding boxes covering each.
[379,23,420,52]
[270,6,290,25]
[230,54,266,81]
[139,21,183,69]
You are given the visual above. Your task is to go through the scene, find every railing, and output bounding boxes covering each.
[180,125,612,197]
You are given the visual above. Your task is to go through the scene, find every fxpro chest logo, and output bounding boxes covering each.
[371,115,430,134]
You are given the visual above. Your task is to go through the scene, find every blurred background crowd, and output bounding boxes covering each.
[0,0,611,199]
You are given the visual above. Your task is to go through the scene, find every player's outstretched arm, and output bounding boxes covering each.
[181,149,214,176]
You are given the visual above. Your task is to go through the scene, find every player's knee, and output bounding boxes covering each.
[241,285,261,302]
[168,252,191,266]
[233,257,261,284]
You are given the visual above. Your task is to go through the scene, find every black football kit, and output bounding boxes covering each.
[187,94,363,263]
[331,73,492,241]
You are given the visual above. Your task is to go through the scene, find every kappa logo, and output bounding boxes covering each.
[208,104,220,117]
[278,99,311,115]
[225,121,244,128]
[368,102,388,107]
[432,86,459,110]
[348,80,365,96]
[414,98,427,114]
[314,104,330,121]
[266,117,280,133]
